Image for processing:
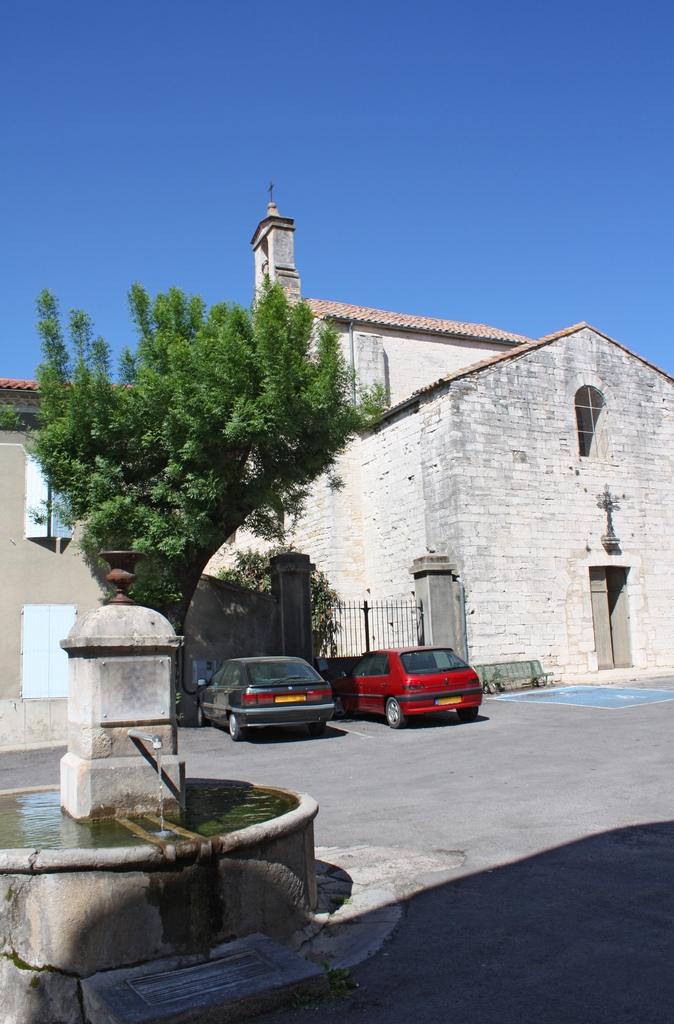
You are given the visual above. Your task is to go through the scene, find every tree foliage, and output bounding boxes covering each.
[32,281,384,627]
[216,547,341,657]
[0,406,24,431]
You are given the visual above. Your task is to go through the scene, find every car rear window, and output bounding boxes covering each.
[245,660,322,685]
[399,649,468,674]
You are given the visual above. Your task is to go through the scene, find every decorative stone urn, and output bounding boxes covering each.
[59,553,185,821]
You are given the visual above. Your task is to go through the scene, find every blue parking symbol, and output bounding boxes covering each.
[495,686,674,709]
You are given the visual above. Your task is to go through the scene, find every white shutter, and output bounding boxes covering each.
[24,456,73,539]
[25,457,49,538]
[50,495,73,539]
[22,605,76,699]
[47,605,76,696]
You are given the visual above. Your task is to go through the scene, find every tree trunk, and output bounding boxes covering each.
[157,547,222,632]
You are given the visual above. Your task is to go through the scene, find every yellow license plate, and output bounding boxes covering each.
[436,696,461,706]
[275,694,307,704]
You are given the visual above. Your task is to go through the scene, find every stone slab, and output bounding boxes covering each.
[81,933,328,1024]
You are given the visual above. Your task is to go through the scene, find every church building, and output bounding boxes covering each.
[244,202,674,679]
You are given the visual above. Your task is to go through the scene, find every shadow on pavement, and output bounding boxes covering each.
[260,819,674,1024]
[235,724,349,744]
[337,711,490,730]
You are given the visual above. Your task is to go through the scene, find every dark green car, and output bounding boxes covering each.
[197,656,335,741]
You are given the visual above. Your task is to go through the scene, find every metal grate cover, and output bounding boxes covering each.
[127,951,280,1005]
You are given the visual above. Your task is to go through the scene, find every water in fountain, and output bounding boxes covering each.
[0,784,299,850]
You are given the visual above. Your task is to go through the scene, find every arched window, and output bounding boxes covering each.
[575,386,608,458]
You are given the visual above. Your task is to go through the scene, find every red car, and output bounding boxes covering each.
[332,647,482,729]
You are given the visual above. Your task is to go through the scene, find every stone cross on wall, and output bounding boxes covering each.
[597,485,622,553]
[597,485,621,539]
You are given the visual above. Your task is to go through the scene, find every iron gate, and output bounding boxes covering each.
[331,599,424,657]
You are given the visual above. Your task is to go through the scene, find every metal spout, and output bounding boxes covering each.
[128,728,163,750]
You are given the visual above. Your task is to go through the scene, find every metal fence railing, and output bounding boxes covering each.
[330,599,424,657]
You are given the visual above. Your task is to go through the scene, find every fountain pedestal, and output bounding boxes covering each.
[60,603,185,820]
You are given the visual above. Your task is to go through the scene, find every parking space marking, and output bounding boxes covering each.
[495,686,674,709]
[333,724,377,739]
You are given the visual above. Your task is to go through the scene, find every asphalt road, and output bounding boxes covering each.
[3,684,674,1022]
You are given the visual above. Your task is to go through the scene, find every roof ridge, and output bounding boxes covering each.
[305,298,532,345]
[0,378,38,390]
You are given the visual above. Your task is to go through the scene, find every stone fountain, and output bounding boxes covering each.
[0,553,325,1024]
[60,551,185,824]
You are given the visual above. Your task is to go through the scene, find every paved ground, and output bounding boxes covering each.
[3,679,674,1022]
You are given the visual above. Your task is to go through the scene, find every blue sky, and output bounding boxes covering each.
[1,0,673,379]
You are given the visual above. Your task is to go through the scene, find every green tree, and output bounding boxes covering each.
[32,281,383,627]
[217,547,341,656]
[0,406,24,431]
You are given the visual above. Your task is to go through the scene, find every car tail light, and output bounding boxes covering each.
[307,688,333,703]
[402,679,425,691]
[242,692,276,706]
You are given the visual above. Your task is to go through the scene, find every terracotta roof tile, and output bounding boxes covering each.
[0,378,38,391]
[306,298,532,345]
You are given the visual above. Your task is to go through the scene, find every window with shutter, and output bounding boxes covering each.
[22,605,77,699]
[24,456,72,539]
[25,457,49,538]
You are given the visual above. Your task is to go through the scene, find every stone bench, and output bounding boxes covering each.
[474,660,552,694]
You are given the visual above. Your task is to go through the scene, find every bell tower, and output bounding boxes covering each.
[251,200,301,302]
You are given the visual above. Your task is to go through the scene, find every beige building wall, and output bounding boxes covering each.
[0,433,105,749]
[330,321,516,407]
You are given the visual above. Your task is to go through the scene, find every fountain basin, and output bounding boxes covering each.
[0,781,318,1024]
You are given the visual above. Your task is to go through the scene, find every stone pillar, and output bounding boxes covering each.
[269,552,315,664]
[409,555,467,661]
[60,604,185,820]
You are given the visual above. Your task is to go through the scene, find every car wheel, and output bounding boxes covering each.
[308,722,327,737]
[385,697,407,729]
[456,706,479,723]
[196,703,207,728]
[332,695,345,718]
[228,713,248,742]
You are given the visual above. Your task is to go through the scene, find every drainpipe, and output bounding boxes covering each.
[349,320,356,404]
[457,575,469,663]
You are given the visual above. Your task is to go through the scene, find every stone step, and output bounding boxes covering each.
[81,933,328,1024]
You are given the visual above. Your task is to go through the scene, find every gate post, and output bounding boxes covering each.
[269,552,315,664]
[408,555,467,660]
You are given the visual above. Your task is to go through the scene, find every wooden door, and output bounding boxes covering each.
[590,569,614,669]
[589,567,631,670]
[606,567,631,668]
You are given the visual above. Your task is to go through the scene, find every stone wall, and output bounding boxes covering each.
[180,557,314,725]
[224,324,516,593]
[292,327,674,676]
